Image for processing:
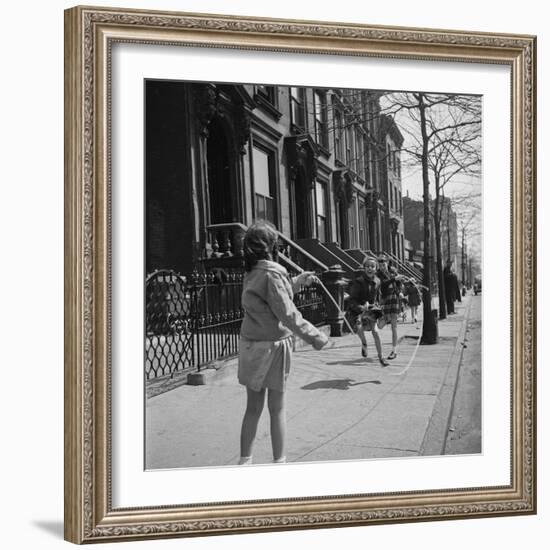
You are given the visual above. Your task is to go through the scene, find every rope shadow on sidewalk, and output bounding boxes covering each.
[324,357,385,366]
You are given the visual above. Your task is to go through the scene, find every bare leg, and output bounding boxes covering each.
[355,319,368,356]
[371,322,383,360]
[391,314,398,349]
[267,389,286,462]
[386,313,398,359]
[240,387,266,459]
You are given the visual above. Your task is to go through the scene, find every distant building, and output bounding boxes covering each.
[402,194,436,282]
[440,196,459,269]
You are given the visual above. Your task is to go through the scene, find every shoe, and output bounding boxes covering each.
[387,351,397,360]
[238,456,253,465]
[378,357,389,367]
[361,344,368,358]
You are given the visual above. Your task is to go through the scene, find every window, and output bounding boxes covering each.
[316,180,328,242]
[356,128,365,179]
[346,122,355,170]
[290,87,306,130]
[349,198,358,248]
[253,146,276,225]
[334,109,344,160]
[313,91,328,149]
[366,142,373,187]
[256,85,277,105]
[359,200,367,250]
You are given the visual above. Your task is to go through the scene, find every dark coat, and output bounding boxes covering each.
[404,282,421,307]
[347,274,381,314]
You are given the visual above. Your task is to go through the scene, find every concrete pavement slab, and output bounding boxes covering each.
[330,393,437,453]
[297,443,417,462]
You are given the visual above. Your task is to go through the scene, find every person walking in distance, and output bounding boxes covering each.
[237,221,329,466]
[403,277,422,324]
[444,260,459,314]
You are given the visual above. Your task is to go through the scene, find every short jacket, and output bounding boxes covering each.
[240,260,325,347]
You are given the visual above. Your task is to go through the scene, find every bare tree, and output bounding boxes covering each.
[429,105,481,318]
[297,87,482,340]
[379,92,481,338]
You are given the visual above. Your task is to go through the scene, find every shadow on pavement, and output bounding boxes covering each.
[325,357,378,366]
[301,378,381,390]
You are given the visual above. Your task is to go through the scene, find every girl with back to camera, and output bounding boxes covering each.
[237,221,329,466]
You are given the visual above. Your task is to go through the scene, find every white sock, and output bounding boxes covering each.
[238,456,253,465]
[273,456,286,464]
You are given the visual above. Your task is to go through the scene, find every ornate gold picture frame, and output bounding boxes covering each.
[64,5,536,544]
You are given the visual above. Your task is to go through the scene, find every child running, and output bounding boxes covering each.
[376,255,404,360]
[347,256,389,367]
[238,221,329,466]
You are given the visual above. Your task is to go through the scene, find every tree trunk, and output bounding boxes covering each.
[418,94,438,344]
[434,187,447,319]
[461,227,466,284]
[434,214,447,320]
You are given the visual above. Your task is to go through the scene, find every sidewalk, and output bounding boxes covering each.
[146,295,473,469]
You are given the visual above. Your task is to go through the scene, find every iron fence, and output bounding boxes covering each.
[145,269,327,380]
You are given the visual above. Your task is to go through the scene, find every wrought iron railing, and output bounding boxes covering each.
[294,283,326,327]
[145,268,327,380]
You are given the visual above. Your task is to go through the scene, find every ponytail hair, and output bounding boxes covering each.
[243,220,279,271]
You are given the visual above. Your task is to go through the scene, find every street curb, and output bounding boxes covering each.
[419,296,473,456]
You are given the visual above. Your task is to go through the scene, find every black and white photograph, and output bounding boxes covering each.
[144,80,482,470]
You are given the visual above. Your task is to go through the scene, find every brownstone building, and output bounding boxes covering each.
[146,80,410,277]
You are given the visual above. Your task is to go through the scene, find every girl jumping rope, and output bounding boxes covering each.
[347,256,389,367]
[237,221,329,466]
[376,255,405,360]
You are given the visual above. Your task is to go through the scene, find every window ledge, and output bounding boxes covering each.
[254,93,283,121]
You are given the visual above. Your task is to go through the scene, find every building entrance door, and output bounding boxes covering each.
[291,170,309,240]
[337,200,349,249]
[206,118,236,224]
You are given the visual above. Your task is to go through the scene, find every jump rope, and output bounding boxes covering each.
[312,274,424,376]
